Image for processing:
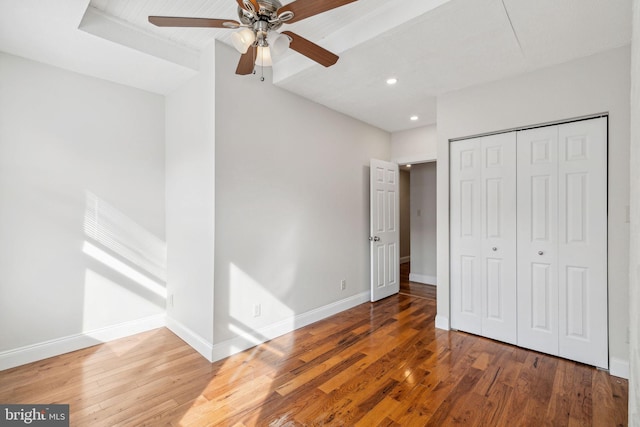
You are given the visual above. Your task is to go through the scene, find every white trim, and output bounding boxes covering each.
[79,6,200,71]
[166,316,214,362]
[400,256,411,264]
[435,314,450,330]
[211,291,370,362]
[0,314,165,371]
[393,155,437,166]
[409,273,437,285]
[609,357,629,379]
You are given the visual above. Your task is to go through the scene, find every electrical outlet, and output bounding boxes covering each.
[253,304,261,317]
[341,279,346,290]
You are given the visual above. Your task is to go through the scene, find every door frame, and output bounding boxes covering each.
[392,155,438,298]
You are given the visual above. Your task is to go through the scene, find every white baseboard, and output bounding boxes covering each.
[435,314,449,330]
[400,256,411,264]
[211,291,370,362]
[0,314,166,371]
[609,357,629,379]
[166,316,214,362]
[293,291,370,329]
[409,273,437,285]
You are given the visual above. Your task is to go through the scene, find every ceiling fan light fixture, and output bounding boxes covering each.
[232,28,256,54]
[270,33,291,56]
[255,46,273,67]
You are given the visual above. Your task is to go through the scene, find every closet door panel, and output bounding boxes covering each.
[558,118,608,369]
[450,139,482,334]
[517,126,559,356]
[481,133,517,344]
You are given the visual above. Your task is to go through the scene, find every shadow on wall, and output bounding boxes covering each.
[81,191,166,335]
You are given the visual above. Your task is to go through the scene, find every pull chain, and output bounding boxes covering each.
[259,47,265,82]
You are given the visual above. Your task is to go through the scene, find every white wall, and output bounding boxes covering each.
[628,0,639,422]
[399,170,411,262]
[212,42,390,358]
[165,44,216,359]
[391,125,437,164]
[409,163,437,284]
[436,46,631,376]
[0,53,166,369]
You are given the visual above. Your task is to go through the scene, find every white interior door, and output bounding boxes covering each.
[517,118,608,368]
[480,133,517,344]
[370,159,399,302]
[451,134,517,341]
[557,118,608,368]
[517,126,560,356]
[451,117,607,368]
[450,139,483,334]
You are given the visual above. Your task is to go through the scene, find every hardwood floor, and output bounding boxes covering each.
[399,262,436,300]
[0,285,627,425]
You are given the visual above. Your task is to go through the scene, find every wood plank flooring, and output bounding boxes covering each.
[0,274,628,426]
[399,262,436,300]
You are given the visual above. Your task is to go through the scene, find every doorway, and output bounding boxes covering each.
[399,161,437,300]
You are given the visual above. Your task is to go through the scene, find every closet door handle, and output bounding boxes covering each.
[538,251,544,255]
[492,247,497,251]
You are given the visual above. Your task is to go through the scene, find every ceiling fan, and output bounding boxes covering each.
[149,0,357,77]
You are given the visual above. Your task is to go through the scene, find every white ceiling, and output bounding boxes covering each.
[0,0,632,132]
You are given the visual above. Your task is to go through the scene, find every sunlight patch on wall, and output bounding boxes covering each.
[228,263,294,354]
[83,241,167,298]
[82,192,166,340]
[84,191,166,281]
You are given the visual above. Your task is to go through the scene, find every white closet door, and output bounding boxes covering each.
[481,133,517,344]
[451,138,482,334]
[557,118,608,368]
[517,126,559,356]
[451,134,516,341]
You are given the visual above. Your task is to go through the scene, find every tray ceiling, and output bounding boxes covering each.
[0,0,632,132]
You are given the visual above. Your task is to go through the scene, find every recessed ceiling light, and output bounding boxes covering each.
[386,78,398,85]
[406,164,412,168]
[410,115,419,121]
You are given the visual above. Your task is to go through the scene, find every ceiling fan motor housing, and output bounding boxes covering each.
[238,0,285,28]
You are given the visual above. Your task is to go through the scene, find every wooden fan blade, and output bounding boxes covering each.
[148,16,240,28]
[236,0,260,13]
[282,31,338,67]
[236,46,256,75]
[278,0,357,24]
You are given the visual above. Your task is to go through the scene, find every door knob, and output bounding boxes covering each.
[538,251,544,255]
[369,236,380,242]
[492,247,497,251]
